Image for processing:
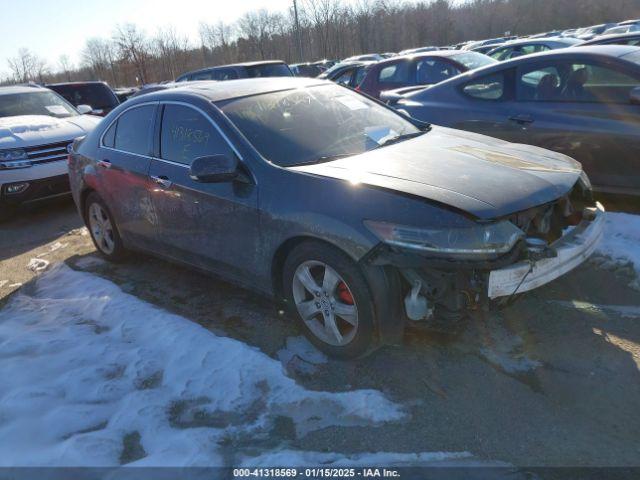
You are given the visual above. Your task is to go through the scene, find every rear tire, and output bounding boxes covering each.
[282,241,377,359]
[84,192,127,262]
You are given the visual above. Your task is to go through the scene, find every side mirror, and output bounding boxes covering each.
[76,104,93,115]
[630,86,640,105]
[189,154,239,183]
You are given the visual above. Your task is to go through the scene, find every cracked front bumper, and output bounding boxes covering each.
[487,203,605,299]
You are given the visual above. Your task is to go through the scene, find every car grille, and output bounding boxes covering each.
[25,140,73,165]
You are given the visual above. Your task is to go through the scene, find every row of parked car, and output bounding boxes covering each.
[1,21,628,357]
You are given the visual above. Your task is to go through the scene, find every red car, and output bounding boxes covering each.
[357,50,496,99]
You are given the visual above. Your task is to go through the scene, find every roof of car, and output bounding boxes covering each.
[495,37,581,47]
[139,77,328,103]
[0,84,46,95]
[179,60,288,77]
[375,49,477,66]
[46,81,108,87]
[581,32,640,45]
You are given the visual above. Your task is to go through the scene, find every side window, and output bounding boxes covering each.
[193,71,214,80]
[355,66,369,86]
[335,69,354,86]
[378,62,410,84]
[416,59,461,84]
[215,68,238,80]
[518,61,640,103]
[102,121,117,148]
[491,47,511,61]
[113,105,155,155]
[462,72,505,100]
[160,104,228,165]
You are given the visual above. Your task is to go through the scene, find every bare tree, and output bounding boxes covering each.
[113,23,150,84]
[59,55,72,82]
[7,48,42,83]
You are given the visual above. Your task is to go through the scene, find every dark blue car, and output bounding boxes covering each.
[393,46,640,196]
[68,78,603,358]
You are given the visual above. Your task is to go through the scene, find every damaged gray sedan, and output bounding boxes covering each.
[68,78,604,358]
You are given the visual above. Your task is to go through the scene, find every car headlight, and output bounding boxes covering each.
[364,219,524,259]
[0,148,27,162]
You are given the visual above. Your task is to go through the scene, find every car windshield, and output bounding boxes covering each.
[246,63,293,78]
[451,51,497,70]
[0,90,78,118]
[48,84,117,109]
[219,84,420,167]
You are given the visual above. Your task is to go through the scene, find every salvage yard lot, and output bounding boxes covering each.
[1,199,640,467]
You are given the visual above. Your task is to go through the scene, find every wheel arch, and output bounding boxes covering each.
[271,235,405,346]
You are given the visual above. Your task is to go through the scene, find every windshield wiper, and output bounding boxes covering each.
[374,130,428,149]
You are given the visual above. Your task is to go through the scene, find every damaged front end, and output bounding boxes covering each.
[363,179,605,322]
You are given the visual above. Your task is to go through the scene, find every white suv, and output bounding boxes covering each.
[0,84,101,216]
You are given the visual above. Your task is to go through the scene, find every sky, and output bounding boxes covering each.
[0,0,300,78]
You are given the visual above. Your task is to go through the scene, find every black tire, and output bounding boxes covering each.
[84,192,127,262]
[282,240,377,359]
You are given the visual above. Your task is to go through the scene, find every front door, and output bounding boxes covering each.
[148,102,260,283]
[513,59,640,194]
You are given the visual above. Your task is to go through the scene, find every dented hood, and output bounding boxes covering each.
[0,114,101,149]
[291,126,583,219]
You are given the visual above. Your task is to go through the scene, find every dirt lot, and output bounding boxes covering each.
[1,198,640,467]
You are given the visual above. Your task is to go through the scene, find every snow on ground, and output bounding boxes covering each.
[0,264,470,467]
[595,212,640,288]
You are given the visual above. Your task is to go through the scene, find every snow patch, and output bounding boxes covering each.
[26,258,50,273]
[277,336,328,376]
[0,264,406,467]
[74,255,107,270]
[552,300,640,319]
[595,212,640,288]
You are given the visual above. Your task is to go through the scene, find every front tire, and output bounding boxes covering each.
[282,241,377,359]
[84,192,127,262]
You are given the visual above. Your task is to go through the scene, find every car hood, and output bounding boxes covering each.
[0,114,101,149]
[290,126,582,219]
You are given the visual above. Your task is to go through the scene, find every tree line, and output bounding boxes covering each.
[5,0,640,87]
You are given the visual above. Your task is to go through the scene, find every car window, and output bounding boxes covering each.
[160,104,228,165]
[415,59,461,84]
[354,66,369,86]
[214,69,238,80]
[335,69,354,86]
[517,61,640,103]
[491,47,512,60]
[48,84,117,109]
[246,63,293,78]
[378,62,411,84]
[113,105,155,155]
[193,71,214,81]
[102,121,117,148]
[0,91,78,119]
[219,84,420,167]
[462,72,505,100]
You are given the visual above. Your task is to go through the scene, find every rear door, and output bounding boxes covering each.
[512,58,640,193]
[148,102,260,281]
[99,103,159,248]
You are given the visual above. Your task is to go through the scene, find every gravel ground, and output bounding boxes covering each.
[1,198,639,467]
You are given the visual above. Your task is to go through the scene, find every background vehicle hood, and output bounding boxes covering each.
[0,115,101,149]
[290,126,582,219]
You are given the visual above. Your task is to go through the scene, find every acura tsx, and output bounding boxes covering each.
[68,78,604,358]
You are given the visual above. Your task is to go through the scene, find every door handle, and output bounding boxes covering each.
[509,114,534,125]
[151,175,172,188]
[97,159,112,169]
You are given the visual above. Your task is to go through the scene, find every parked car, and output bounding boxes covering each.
[175,61,293,82]
[342,53,384,62]
[46,81,120,117]
[358,50,496,99]
[487,37,581,61]
[68,77,602,358]
[318,61,376,89]
[0,85,101,217]
[602,24,640,36]
[528,30,563,39]
[398,46,441,55]
[462,36,516,51]
[579,32,640,46]
[471,43,506,55]
[574,23,618,41]
[290,63,325,77]
[113,87,139,103]
[392,46,640,196]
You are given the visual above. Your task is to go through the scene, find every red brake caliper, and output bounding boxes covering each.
[336,281,354,305]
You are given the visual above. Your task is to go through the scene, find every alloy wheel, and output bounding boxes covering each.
[88,203,116,255]
[292,260,358,347]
